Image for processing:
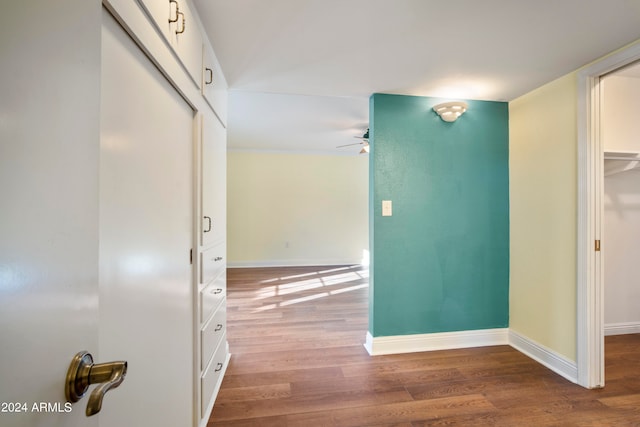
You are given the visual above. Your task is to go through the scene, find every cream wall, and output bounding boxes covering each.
[227,151,369,266]
[509,73,578,361]
[602,75,640,152]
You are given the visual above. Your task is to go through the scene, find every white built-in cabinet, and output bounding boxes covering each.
[198,107,228,421]
[102,0,229,425]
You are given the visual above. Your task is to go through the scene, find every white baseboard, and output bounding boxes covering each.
[364,328,509,356]
[604,322,640,336]
[364,328,578,385]
[228,259,364,268]
[508,329,578,383]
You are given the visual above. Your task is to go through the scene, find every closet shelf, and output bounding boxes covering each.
[604,151,640,177]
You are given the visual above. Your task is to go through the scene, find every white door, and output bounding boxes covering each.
[0,1,100,426]
[1,4,195,426]
[99,7,195,427]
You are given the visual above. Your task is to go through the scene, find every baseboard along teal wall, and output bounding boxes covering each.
[369,93,509,337]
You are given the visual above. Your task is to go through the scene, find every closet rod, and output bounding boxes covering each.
[603,156,640,161]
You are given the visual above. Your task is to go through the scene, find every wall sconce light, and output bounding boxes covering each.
[433,101,468,122]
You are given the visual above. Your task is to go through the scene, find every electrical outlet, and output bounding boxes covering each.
[382,200,392,216]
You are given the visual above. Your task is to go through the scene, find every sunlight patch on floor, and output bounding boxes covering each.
[250,265,369,312]
[255,271,369,300]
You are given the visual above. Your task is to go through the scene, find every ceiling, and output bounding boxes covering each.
[193,0,640,154]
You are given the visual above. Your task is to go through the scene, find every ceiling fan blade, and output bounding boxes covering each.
[336,142,364,148]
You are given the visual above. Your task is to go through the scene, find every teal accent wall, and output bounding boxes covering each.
[369,94,509,337]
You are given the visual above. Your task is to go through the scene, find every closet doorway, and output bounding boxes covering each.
[602,62,640,337]
[577,43,640,389]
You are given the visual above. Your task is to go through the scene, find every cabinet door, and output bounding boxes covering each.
[138,0,202,89]
[201,113,227,247]
[202,43,228,126]
[137,0,174,42]
[167,0,203,88]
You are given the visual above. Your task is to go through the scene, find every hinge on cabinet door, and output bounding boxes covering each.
[190,249,193,264]
[595,240,601,252]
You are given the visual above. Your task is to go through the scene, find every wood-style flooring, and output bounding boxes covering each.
[208,265,640,426]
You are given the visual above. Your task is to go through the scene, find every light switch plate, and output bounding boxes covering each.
[382,200,392,216]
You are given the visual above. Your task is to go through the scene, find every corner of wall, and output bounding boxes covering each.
[508,72,578,362]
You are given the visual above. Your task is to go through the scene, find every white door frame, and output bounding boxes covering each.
[576,41,640,388]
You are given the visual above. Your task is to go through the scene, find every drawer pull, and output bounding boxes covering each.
[214,324,223,332]
[168,0,179,23]
[213,288,223,295]
[214,362,223,372]
[203,216,212,233]
[175,11,185,34]
[205,68,213,85]
[214,256,223,262]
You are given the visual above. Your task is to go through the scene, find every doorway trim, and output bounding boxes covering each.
[577,41,640,388]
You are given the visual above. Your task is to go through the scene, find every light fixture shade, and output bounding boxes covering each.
[433,101,468,122]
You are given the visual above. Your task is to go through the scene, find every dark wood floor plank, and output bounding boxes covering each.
[216,383,292,402]
[212,388,414,421]
[208,265,640,426]
[220,366,344,389]
[292,367,464,397]
[286,394,497,427]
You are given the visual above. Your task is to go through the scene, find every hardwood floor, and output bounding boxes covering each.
[208,265,640,426]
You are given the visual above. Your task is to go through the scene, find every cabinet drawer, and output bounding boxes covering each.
[201,304,226,370]
[200,243,225,285]
[200,274,225,324]
[201,335,228,418]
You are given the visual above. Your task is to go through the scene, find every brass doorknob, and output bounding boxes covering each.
[65,351,127,416]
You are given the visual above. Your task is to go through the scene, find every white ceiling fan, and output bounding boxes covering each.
[337,128,369,154]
